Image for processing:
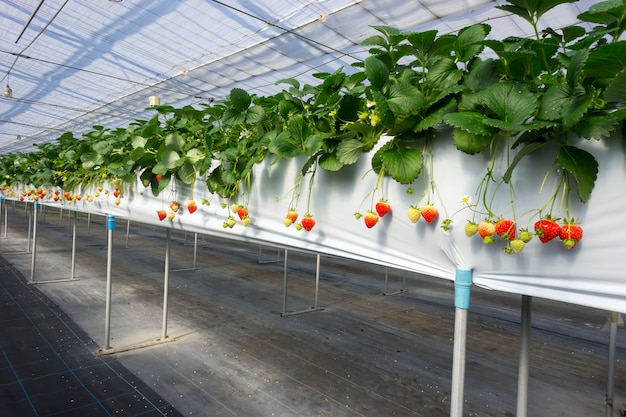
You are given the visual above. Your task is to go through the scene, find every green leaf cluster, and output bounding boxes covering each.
[0,0,624,206]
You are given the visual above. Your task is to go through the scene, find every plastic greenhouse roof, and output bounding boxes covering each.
[0,0,599,154]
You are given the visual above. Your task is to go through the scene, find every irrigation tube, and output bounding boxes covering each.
[103,215,115,351]
[450,268,472,417]
[516,295,532,417]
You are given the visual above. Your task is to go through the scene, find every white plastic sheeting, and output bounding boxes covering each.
[26,130,626,315]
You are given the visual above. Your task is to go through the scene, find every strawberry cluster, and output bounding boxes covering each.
[464,216,583,253]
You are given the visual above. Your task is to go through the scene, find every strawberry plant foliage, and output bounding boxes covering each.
[0,0,624,236]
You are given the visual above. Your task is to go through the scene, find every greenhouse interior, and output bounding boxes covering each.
[1,0,625,416]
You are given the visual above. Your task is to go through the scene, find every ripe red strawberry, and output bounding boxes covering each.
[157,210,167,221]
[559,222,583,249]
[113,188,120,198]
[364,211,379,228]
[170,201,180,213]
[534,218,560,243]
[237,207,248,220]
[495,219,516,240]
[375,199,391,217]
[187,199,197,214]
[156,174,162,183]
[301,215,316,231]
[420,204,438,223]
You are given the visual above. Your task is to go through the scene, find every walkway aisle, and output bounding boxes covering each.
[0,202,623,416]
[0,255,182,417]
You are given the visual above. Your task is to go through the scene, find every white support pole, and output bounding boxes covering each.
[282,249,289,315]
[2,196,7,238]
[161,228,171,341]
[192,232,198,269]
[27,204,32,254]
[70,211,77,280]
[517,295,532,417]
[87,212,91,235]
[125,218,131,248]
[103,215,115,352]
[313,254,321,308]
[29,201,38,283]
[605,311,619,417]
[450,268,473,417]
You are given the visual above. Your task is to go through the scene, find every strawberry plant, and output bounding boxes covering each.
[0,0,622,256]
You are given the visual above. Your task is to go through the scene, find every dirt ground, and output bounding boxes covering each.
[1,201,625,416]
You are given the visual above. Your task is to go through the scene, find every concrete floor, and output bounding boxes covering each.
[0,201,625,416]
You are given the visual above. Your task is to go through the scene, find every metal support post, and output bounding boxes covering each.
[27,205,32,253]
[383,266,408,296]
[2,196,7,238]
[102,215,115,353]
[516,295,532,417]
[161,228,171,341]
[125,219,131,248]
[605,311,619,417]
[258,245,282,263]
[450,268,472,417]
[70,211,77,280]
[281,251,324,317]
[171,232,199,272]
[29,202,38,283]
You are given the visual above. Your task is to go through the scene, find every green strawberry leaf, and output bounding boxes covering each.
[177,160,196,185]
[425,57,463,90]
[161,149,180,169]
[476,81,537,125]
[165,133,185,152]
[496,0,577,26]
[245,105,266,124]
[318,152,344,171]
[584,42,626,78]
[386,82,424,114]
[556,145,599,203]
[364,56,389,90]
[268,131,300,158]
[380,147,423,184]
[229,88,252,112]
[573,114,620,139]
[604,71,626,103]
[452,129,493,154]
[443,112,499,136]
[538,83,593,127]
[455,24,490,62]
[337,139,367,165]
